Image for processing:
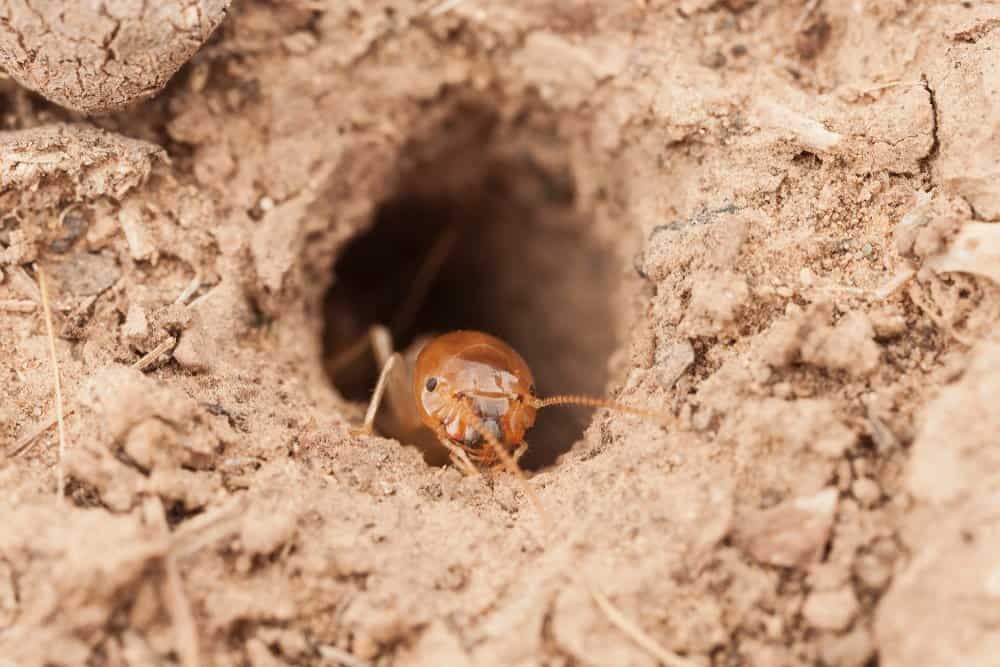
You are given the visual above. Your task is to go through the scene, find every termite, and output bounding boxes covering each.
[353,327,671,476]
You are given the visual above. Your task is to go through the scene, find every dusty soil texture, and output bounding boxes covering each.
[3,2,1000,666]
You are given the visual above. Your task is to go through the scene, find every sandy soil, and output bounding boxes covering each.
[2,1,1000,666]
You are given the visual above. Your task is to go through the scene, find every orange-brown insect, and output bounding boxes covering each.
[358,328,670,474]
[412,331,537,466]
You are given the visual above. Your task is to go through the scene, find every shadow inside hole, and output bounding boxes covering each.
[323,160,620,469]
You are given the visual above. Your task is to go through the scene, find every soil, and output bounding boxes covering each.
[2,2,1000,666]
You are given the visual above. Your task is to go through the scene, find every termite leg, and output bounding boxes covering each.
[330,224,459,377]
[487,442,526,473]
[450,450,480,476]
[353,325,425,437]
[432,428,479,476]
[388,224,461,337]
[358,351,402,435]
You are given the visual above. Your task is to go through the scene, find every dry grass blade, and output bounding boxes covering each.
[389,224,460,337]
[174,274,202,305]
[169,495,249,559]
[144,497,201,667]
[0,300,37,313]
[36,265,67,499]
[872,268,915,300]
[164,543,201,667]
[133,336,177,371]
[586,583,697,667]
[429,0,469,16]
[317,645,372,667]
[7,415,60,458]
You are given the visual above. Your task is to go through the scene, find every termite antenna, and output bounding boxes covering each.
[327,224,460,376]
[528,393,673,428]
[389,224,461,337]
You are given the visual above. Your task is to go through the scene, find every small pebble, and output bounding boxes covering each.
[772,381,793,399]
[764,614,783,639]
[122,304,149,344]
[692,406,714,431]
[870,537,898,561]
[809,562,851,592]
[851,478,881,508]
[839,497,860,517]
[257,627,310,659]
[246,638,282,667]
[51,208,89,253]
[984,564,1000,597]
[235,554,253,575]
[802,588,860,631]
[751,363,772,384]
[700,51,727,68]
[655,340,695,389]
[819,627,875,667]
[282,31,317,55]
[188,63,210,92]
[869,309,907,338]
[352,634,379,661]
[734,488,838,567]
[854,553,892,590]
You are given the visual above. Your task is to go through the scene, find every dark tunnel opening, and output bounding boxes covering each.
[323,118,621,469]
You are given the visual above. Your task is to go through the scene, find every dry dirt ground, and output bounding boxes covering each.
[2,1,1000,666]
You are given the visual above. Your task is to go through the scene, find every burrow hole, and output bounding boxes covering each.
[323,106,623,469]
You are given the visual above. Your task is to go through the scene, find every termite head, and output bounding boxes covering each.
[413,330,537,459]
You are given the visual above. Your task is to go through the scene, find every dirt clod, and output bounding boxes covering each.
[0,1,231,114]
[803,588,860,632]
[734,487,838,568]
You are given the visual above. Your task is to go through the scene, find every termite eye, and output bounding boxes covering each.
[425,377,438,392]
[529,384,536,396]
